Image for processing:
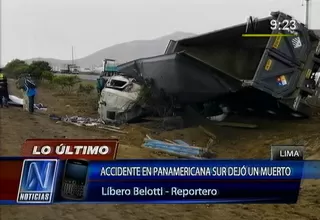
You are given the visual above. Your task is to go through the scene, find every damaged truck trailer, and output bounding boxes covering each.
[114,11,320,121]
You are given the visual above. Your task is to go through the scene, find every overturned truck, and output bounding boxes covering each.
[101,11,320,122]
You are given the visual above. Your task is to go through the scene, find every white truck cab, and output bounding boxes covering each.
[98,75,142,123]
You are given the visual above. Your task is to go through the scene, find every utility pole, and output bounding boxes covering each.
[304,0,311,28]
[71,46,74,65]
[74,47,76,66]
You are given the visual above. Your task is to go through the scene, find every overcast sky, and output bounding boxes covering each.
[1,0,319,66]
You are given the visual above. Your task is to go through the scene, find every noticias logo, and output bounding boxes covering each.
[26,162,53,189]
[16,159,59,204]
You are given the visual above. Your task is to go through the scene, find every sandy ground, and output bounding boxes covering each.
[0,80,320,220]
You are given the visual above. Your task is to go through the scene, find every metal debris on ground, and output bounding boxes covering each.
[98,126,128,134]
[142,135,213,159]
[49,114,125,133]
[49,114,62,121]
[63,115,104,127]
[164,139,176,144]
[34,103,47,111]
[198,126,218,150]
[206,138,215,149]
[215,122,258,128]
[198,126,217,140]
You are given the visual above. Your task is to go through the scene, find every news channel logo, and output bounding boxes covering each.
[16,159,59,204]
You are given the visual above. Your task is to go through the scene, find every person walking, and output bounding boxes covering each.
[0,68,9,108]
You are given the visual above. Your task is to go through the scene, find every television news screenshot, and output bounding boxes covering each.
[0,0,319,220]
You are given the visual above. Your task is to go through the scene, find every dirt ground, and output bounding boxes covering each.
[1,80,320,220]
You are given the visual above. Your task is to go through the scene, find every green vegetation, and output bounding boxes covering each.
[78,83,95,95]
[51,75,81,93]
[4,59,51,79]
[41,70,54,81]
[4,58,96,99]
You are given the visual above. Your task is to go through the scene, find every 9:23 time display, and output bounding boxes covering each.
[270,19,297,31]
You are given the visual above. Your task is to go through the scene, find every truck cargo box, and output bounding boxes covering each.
[169,12,320,114]
[119,11,320,116]
[167,12,319,97]
[118,52,241,104]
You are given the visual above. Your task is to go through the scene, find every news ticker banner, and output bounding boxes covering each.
[1,158,320,205]
[0,139,319,205]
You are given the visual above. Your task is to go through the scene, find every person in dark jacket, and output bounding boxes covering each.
[96,75,106,96]
[23,75,37,113]
[0,68,9,107]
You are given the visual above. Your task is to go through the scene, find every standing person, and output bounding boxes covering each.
[96,75,106,96]
[0,68,9,108]
[24,75,37,113]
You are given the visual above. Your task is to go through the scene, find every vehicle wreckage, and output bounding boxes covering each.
[98,11,320,124]
[98,75,143,123]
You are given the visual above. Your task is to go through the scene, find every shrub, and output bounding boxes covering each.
[3,59,52,79]
[78,83,95,95]
[4,59,29,78]
[41,71,54,82]
[52,75,81,93]
[28,61,52,80]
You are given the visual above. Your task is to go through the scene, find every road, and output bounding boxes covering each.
[78,74,98,81]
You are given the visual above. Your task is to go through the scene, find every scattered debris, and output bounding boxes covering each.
[174,139,190,147]
[49,113,127,133]
[98,126,128,134]
[63,115,103,127]
[215,122,258,129]
[8,95,23,106]
[49,114,62,121]
[198,126,218,151]
[207,105,230,122]
[206,138,215,149]
[8,95,47,111]
[142,136,214,159]
[164,139,176,144]
[199,126,217,140]
[105,125,122,130]
[34,103,47,111]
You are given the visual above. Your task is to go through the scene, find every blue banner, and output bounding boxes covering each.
[51,160,320,204]
[87,160,305,180]
[2,157,319,205]
[302,161,320,178]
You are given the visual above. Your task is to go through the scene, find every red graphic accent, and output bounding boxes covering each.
[21,139,119,160]
[0,160,23,200]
